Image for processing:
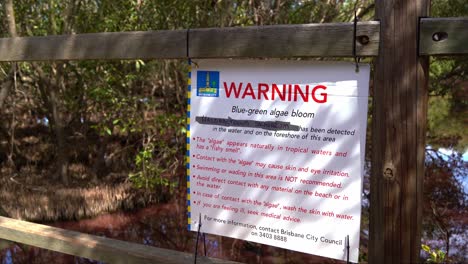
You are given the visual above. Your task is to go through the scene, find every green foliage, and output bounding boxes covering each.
[427,95,467,150]
[128,114,185,191]
[129,143,170,189]
[432,0,468,17]
[427,1,468,151]
[422,244,447,263]
[427,55,468,151]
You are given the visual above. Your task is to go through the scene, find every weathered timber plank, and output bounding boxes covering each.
[189,22,380,58]
[420,17,468,55]
[370,0,429,263]
[0,23,380,61]
[0,216,239,264]
[0,18,465,61]
[0,30,187,61]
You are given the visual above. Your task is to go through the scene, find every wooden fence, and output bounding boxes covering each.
[0,18,465,62]
[0,1,467,262]
[0,216,238,264]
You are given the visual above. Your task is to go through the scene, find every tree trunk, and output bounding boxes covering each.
[0,80,12,110]
[49,84,69,185]
[4,0,17,36]
[445,230,450,257]
[30,0,80,186]
[0,0,18,109]
[92,136,108,181]
[34,65,69,185]
[1,0,19,171]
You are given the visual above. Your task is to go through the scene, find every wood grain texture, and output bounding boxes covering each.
[0,23,380,61]
[189,22,380,58]
[420,17,468,55]
[370,0,429,263]
[0,30,187,61]
[0,216,239,264]
[0,18,465,61]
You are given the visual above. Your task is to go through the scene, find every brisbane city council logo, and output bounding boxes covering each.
[197,71,220,97]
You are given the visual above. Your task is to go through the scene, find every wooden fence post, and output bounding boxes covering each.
[370,0,430,263]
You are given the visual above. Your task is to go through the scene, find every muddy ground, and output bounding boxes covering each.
[0,167,172,222]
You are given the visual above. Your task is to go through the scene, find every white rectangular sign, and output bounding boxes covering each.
[187,59,369,262]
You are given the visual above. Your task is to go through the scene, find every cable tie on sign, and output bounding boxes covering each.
[346,235,350,264]
[353,9,361,73]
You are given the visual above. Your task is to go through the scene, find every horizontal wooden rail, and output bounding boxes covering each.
[0,30,187,61]
[0,22,379,61]
[189,22,380,58]
[419,17,468,55]
[0,216,239,264]
[0,18,466,61]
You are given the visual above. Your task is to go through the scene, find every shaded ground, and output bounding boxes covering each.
[0,170,161,222]
[0,122,178,221]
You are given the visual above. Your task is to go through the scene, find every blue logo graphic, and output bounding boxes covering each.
[197,71,220,97]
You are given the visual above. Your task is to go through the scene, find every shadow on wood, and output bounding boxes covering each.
[0,216,239,264]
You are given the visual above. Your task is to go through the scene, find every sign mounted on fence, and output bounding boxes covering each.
[186,59,369,262]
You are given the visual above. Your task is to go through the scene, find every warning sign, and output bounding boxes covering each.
[187,59,369,262]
